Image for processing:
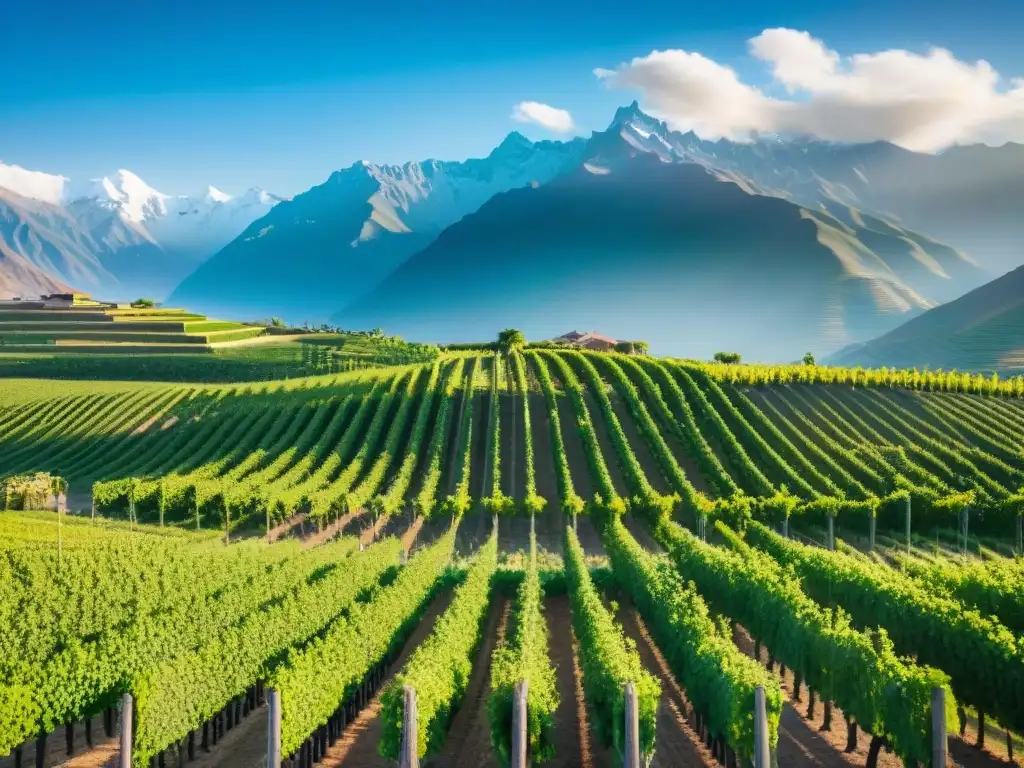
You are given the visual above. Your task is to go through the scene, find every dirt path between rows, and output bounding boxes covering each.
[615,605,716,768]
[186,704,269,768]
[553,389,594,504]
[499,392,520,501]
[1,719,120,768]
[323,590,455,767]
[574,514,606,559]
[727,625,1009,768]
[621,514,663,554]
[580,388,629,498]
[544,594,602,768]
[303,508,366,548]
[529,393,560,509]
[430,598,510,768]
[606,392,672,495]
[268,512,308,542]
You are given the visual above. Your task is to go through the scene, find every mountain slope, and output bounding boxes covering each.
[829,265,1024,374]
[605,103,1024,275]
[167,134,587,322]
[334,134,985,360]
[0,162,281,301]
[0,188,119,292]
[0,243,72,297]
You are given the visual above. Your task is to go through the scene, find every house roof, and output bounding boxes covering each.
[554,329,618,344]
[575,332,618,345]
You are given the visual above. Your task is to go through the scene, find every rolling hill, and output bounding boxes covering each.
[829,263,1024,373]
[333,126,986,361]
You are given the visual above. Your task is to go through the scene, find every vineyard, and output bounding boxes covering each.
[2,349,1024,768]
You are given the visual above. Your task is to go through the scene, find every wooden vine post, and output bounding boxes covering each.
[266,688,282,768]
[119,693,133,768]
[623,682,640,768]
[826,515,835,551]
[511,680,528,768]
[753,685,770,768]
[400,685,419,768]
[869,511,876,551]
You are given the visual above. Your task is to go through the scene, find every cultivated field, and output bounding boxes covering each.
[2,350,1023,768]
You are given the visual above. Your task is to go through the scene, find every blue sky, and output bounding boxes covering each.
[3,0,1023,197]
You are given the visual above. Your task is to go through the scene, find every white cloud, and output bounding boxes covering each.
[595,28,1024,151]
[511,101,575,133]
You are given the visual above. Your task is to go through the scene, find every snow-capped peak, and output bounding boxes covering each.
[237,187,280,206]
[203,185,233,203]
[63,169,169,222]
[0,161,69,205]
[608,100,646,129]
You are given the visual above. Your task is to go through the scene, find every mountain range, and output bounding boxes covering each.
[167,132,588,320]
[0,163,282,300]
[332,123,985,361]
[603,104,1024,277]
[4,102,1023,366]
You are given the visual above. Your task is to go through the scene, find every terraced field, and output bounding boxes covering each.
[0,299,264,352]
[2,350,1023,768]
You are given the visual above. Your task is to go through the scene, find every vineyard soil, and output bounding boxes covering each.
[319,589,454,767]
[544,594,600,768]
[614,603,716,768]
[430,598,509,768]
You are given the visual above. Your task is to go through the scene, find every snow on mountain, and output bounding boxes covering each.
[350,132,587,239]
[168,132,587,321]
[203,186,233,204]
[65,169,170,223]
[0,163,284,300]
[0,162,68,206]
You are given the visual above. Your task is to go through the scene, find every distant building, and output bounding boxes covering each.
[554,330,618,351]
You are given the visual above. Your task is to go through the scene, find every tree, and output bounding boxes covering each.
[713,351,742,364]
[803,351,816,366]
[270,316,285,328]
[497,328,526,353]
[131,297,156,308]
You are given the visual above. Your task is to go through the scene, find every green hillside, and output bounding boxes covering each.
[3,350,1024,768]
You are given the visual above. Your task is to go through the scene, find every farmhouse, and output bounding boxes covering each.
[554,330,618,351]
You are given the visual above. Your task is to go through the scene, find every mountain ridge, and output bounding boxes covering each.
[0,161,283,300]
[167,133,588,320]
[332,126,987,360]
